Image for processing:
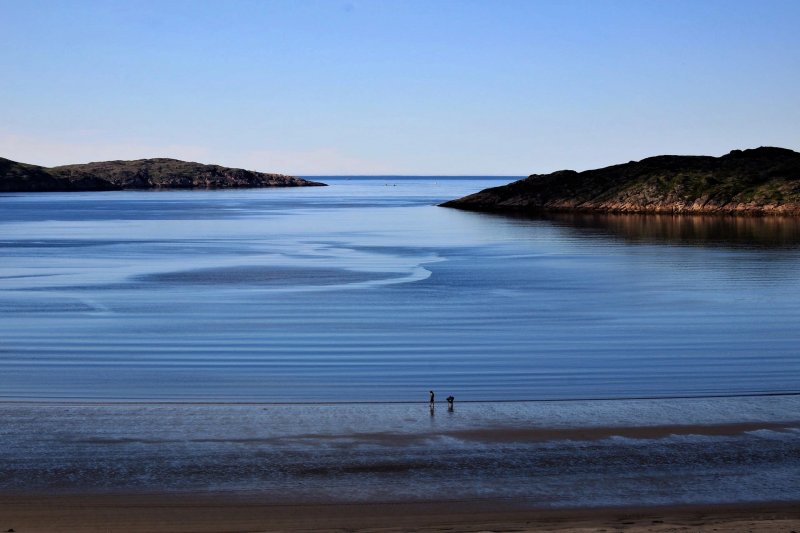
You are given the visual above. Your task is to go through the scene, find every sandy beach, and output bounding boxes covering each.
[2,494,799,532]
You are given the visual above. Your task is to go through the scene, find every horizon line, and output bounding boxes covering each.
[298,174,522,178]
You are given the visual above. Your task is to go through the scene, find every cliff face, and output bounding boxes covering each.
[441,147,800,216]
[0,157,325,192]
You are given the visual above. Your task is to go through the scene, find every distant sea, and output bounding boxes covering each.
[1,177,798,506]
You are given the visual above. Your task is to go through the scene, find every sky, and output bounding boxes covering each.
[1,0,799,175]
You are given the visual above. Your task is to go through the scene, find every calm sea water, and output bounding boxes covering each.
[1,177,800,402]
[2,178,799,505]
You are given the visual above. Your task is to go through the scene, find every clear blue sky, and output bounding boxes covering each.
[1,0,798,175]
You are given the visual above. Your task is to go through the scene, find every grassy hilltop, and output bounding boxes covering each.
[442,147,800,216]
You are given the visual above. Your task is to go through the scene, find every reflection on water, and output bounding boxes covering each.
[539,212,800,248]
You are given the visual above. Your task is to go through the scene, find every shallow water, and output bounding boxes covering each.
[1,399,798,506]
[1,178,799,402]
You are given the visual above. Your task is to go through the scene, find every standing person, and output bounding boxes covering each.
[429,390,435,405]
[446,395,454,411]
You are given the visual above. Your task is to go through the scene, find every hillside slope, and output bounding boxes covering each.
[441,147,800,216]
[0,157,325,192]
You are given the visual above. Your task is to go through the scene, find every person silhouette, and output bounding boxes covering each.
[446,395,454,411]
[429,390,435,406]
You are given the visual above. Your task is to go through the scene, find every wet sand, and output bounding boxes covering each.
[1,494,799,532]
[447,420,800,443]
[3,402,800,510]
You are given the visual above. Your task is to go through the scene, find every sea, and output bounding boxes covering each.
[1,177,798,507]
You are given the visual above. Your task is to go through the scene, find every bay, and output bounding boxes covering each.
[1,178,799,402]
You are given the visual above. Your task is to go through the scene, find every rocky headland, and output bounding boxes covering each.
[0,157,325,192]
[441,147,800,216]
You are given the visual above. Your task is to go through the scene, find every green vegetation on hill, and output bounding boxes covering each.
[0,157,325,192]
[441,147,800,216]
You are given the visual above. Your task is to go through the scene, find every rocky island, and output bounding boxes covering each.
[442,147,800,216]
[0,157,325,192]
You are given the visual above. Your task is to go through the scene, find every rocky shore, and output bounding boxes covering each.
[441,147,800,215]
[0,157,325,192]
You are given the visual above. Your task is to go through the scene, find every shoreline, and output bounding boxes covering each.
[4,400,799,445]
[2,494,799,532]
[2,389,800,404]
[441,203,800,217]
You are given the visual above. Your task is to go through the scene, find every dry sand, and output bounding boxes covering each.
[1,494,798,532]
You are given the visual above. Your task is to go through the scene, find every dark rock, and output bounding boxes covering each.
[0,157,106,192]
[441,147,800,216]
